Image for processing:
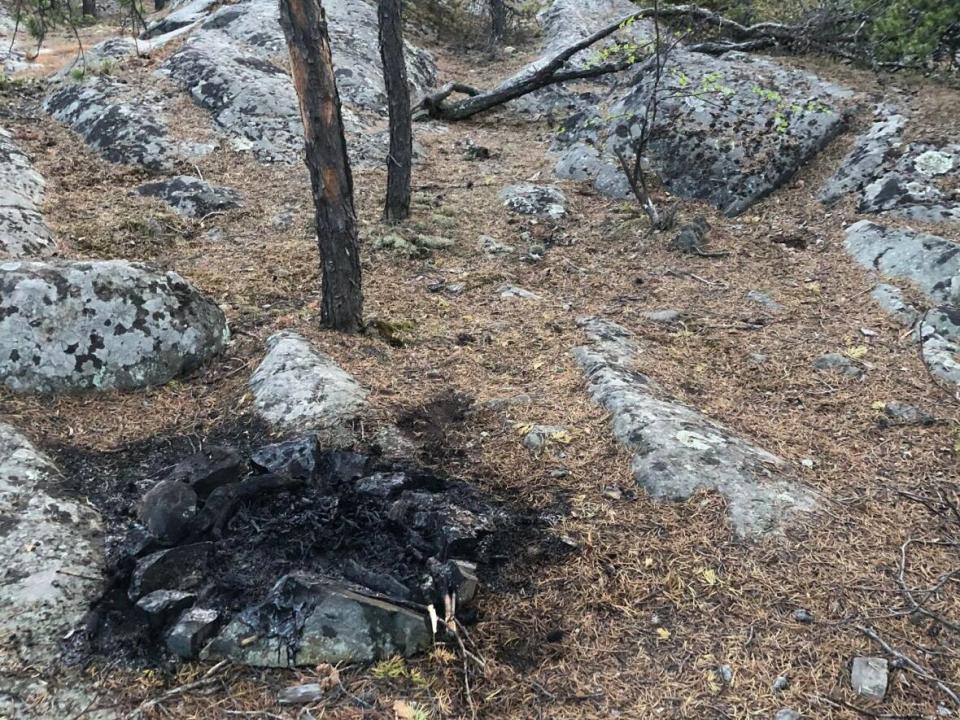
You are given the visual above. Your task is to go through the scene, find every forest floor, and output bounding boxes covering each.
[3,13,960,720]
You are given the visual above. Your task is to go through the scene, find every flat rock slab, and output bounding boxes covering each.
[0,260,229,393]
[499,184,567,221]
[0,127,54,258]
[549,26,850,214]
[249,332,368,434]
[44,77,211,170]
[0,423,105,667]
[845,221,960,305]
[822,105,960,224]
[201,574,430,666]
[136,175,241,218]
[572,317,816,537]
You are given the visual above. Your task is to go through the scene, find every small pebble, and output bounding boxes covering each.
[792,608,814,624]
[719,664,733,685]
[772,675,790,692]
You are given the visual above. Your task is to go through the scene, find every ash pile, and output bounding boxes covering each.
[79,436,504,667]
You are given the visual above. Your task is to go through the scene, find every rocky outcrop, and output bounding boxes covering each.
[0,127,53,258]
[136,176,241,218]
[499,184,567,221]
[845,221,960,305]
[573,318,816,537]
[159,0,434,163]
[0,260,229,393]
[201,574,431,666]
[527,0,850,214]
[0,424,105,667]
[822,105,960,224]
[44,77,211,170]
[249,332,368,435]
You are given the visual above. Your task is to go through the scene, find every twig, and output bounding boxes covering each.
[126,660,232,718]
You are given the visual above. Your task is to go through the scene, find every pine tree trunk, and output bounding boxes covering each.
[82,0,97,17]
[377,0,412,223]
[279,0,363,332]
[489,0,506,45]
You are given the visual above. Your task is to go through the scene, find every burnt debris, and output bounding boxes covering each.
[71,435,511,667]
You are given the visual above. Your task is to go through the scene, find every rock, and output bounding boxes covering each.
[917,306,960,387]
[0,260,229,393]
[251,436,320,480]
[451,560,479,605]
[772,675,790,692]
[522,425,567,451]
[748,352,769,366]
[746,290,783,312]
[851,656,888,701]
[201,574,430,666]
[249,332,368,435]
[882,401,935,426]
[166,607,221,658]
[822,106,959,223]
[670,216,712,255]
[44,77,210,170]
[139,479,198,545]
[389,491,496,554]
[318,450,369,485]
[369,424,417,459]
[792,608,814,624]
[0,126,54,258]
[0,675,115,720]
[871,284,919,327]
[159,0,435,164]
[719,664,734,686]
[416,234,455,250]
[136,176,241,218]
[573,318,816,537]
[499,184,567,221]
[821,105,907,205]
[143,0,218,37]
[814,353,865,380]
[278,683,325,705]
[551,22,850,214]
[136,589,196,628]
[478,235,514,255]
[499,285,542,301]
[128,542,214,600]
[774,710,801,720]
[354,472,410,499]
[0,424,105,666]
[643,309,684,325]
[165,446,244,496]
[846,222,960,305]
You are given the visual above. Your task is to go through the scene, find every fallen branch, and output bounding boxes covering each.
[126,660,232,719]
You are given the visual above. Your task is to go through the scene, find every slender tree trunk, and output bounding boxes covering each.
[279,0,363,332]
[82,0,97,17]
[489,0,506,45]
[377,0,412,223]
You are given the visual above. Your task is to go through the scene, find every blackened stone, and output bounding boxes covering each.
[165,446,243,497]
[318,450,368,485]
[166,607,221,658]
[882,401,936,426]
[139,479,198,544]
[128,542,214,600]
[343,559,412,600]
[201,574,430,666]
[251,436,320,480]
[136,589,196,629]
[389,491,495,554]
[135,175,241,218]
[353,472,409,499]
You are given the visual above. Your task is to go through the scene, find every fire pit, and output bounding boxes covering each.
[70,434,508,668]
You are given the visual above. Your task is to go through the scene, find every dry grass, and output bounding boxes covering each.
[2,24,960,720]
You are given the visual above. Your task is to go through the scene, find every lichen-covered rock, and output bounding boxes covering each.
[159,0,435,163]
[44,77,211,170]
[871,283,919,326]
[0,260,229,393]
[822,106,960,224]
[143,0,218,37]
[499,184,567,220]
[0,127,53,258]
[573,317,816,537]
[844,221,960,305]
[917,306,960,387]
[553,47,850,214]
[201,574,430,666]
[249,332,368,434]
[0,424,105,667]
[136,175,241,218]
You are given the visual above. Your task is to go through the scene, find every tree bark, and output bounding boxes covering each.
[377,0,412,223]
[82,0,97,17]
[154,0,166,10]
[489,0,506,45]
[279,0,363,332]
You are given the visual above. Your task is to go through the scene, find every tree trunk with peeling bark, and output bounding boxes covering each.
[377,0,412,223]
[279,0,363,332]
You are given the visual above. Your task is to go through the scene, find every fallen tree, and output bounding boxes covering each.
[413,3,879,122]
